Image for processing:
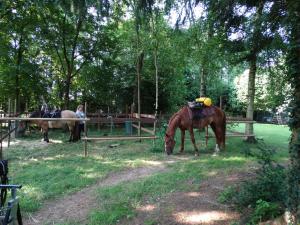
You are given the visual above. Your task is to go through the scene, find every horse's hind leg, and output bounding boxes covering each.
[188,128,199,156]
[210,123,222,153]
[180,129,185,153]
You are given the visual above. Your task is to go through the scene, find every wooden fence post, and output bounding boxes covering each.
[84,102,88,157]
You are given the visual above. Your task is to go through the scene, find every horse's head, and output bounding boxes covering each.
[16,111,37,133]
[164,133,175,155]
[29,111,41,118]
[16,121,26,136]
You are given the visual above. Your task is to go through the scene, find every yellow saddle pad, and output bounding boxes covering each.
[195,97,212,107]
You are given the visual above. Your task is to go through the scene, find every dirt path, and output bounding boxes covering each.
[23,156,245,225]
[120,172,248,225]
[23,164,168,225]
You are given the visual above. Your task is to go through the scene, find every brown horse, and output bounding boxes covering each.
[22,110,80,142]
[164,105,226,156]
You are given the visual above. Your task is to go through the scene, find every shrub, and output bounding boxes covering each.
[150,122,167,153]
[250,199,281,224]
[218,186,235,204]
[234,163,287,210]
[219,142,287,223]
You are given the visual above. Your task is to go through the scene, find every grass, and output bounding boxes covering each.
[89,155,249,224]
[2,123,291,224]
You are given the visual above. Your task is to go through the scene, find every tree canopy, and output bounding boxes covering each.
[0,0,294,116]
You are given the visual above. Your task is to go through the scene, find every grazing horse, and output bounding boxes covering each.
[24,109,80,142]
[164,105,226,156]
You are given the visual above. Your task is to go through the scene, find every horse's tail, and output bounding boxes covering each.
[72,121,81,142]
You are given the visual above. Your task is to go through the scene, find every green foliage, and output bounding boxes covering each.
[250,199,281,224]
[150,121,167,153]
[0,0,290,114]
[217,186,235,204]
[218,141,287,223]
[285,1,300,220]
[218,162,286,213]
[235,161,286,210]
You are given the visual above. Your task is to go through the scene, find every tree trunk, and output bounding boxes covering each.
[244,1,263,143]
[200,67,207,97]
[136,51,144,136]
[287,1,300,223]
[153,43,159,135]
[245,56,257,142]
[15,35,23,113]
[63,72,72,109]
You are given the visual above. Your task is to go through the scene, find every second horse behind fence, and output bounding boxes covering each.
[21,110,81,142]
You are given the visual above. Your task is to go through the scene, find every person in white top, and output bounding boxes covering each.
[76,104,85,137]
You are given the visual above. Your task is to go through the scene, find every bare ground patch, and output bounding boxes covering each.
[2,138,50,150]
[23,164,169,225]
[22,154,251,225]
[120,171,253,225]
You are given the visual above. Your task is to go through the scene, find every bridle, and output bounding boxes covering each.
[166,113,179,143]
[165,133,175,146]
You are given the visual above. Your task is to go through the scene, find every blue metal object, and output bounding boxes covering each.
[125,121,132,135]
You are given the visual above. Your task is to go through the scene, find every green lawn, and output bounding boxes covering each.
[2,123,291,224]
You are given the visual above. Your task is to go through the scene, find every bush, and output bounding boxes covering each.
[150,122,167,153]
[234,163,287,210]
[218,186,235,204]
[219,142,287,223]
[250,200,281,224]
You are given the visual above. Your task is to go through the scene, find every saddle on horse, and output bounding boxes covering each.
[42,109,61,118]
[188,97,215,120]
[41,104,61,118]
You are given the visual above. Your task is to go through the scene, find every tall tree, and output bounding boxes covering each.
[286,0,300,223]
[205,0,285,141]
[38,0,110,108]
[0,1,44,112]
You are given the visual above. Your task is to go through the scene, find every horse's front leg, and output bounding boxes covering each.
[180,129,185,153]
[68,130,73,142]
[43,131,49,143]
[188,128,199,156]
[66,123,73,142]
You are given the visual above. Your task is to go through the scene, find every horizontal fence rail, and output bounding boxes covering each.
[0,117,90,121]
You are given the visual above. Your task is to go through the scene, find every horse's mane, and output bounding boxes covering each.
[166,110,182,136]
[168,113,178,125]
